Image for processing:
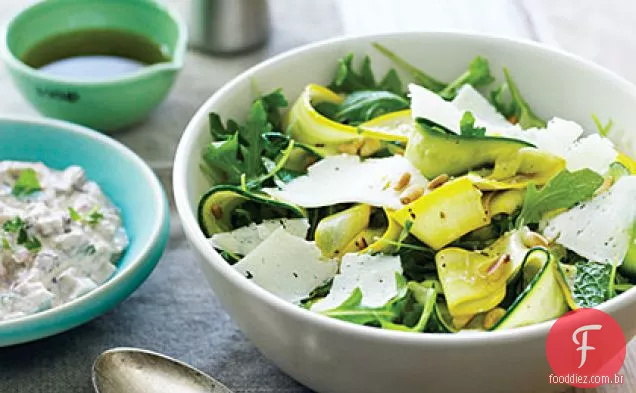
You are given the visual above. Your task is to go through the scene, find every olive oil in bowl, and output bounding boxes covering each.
[21,29,171,80]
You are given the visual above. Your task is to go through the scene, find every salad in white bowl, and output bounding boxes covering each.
[195,43,636,334]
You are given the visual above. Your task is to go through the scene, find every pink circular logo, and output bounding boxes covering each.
[546,308,626,388]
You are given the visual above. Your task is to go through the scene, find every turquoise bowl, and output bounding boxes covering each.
[0,116,170,346]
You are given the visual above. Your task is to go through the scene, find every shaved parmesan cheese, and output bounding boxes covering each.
[264,155,428,210]
[311,253,402,312]
[209,218,309,255]
[543,176,636,264]
[489,118,583,158]
[452,85,511,128]
[492,118,617,174]
[410,83,513,134]
[410,83,462,132]
[233,228,338,303]
[565,134,618,174]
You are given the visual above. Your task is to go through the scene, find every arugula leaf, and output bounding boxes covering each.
[459,111,486,137]
[329,91,410,125]
[372,43,445,93]
[380,282,437,332]
[329,52,405,95]
[3,217,24,233]
[592,114,614,137]
[300,279,334,309]
[259,88,288,131]
[203,134,244,184]
[439,56,495,100]
[378,69,403,95]
[319,274,408,325]
[572,260,613,308]
[209,113,240,141]
[202,90,292,189]
[515,169,604,227]
[490,68,546,129]
[313,102,341,120]
[12,169,41,197]
[240,99,271,178]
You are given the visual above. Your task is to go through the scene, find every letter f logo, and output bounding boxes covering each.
[572,324,603,368]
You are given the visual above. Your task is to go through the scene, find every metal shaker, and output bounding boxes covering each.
[188,0,270,54]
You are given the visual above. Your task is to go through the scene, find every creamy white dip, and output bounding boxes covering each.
[0,161,128,321]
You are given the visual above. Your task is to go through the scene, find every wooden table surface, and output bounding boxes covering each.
[0,1,635,392]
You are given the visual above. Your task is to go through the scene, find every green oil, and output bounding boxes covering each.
[21,29,170,80]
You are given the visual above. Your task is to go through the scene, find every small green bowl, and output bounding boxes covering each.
[0,0,187,131]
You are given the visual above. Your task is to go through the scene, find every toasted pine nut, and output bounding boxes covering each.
[337,139,364,155]
[428,174,449,190]
[211,204,223,219]
[483,308,506,330]
[522,231,549,248]
[359,138,382,157]
[400,185,425,205]
[393,172,412,192]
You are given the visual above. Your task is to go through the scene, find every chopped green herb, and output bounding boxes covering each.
[12,169,41,197]
[21,234,41,252]
[3,217,24,233]
[459,111,487,137]
[86,208,104,226]
[2,237,11,250]
[84,244,97,255]
[515,169,604,227]
[68,207,82,222]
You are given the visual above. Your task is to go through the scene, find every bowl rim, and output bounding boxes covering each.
[174,31,636,346]
[0,115,169,332]
[0,0,188,85]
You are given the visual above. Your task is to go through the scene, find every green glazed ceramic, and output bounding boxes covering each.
[0,0,187,131]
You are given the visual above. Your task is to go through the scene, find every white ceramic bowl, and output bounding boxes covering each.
[173,32,636,393]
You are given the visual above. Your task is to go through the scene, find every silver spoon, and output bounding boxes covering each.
[92,347,234,393]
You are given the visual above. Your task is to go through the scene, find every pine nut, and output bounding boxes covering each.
[393,172,412,191]
[359,138,382,157]
[211,204,223,219]
[428,174,449,190]
[337,139,364,155]
[400,185,425,205]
